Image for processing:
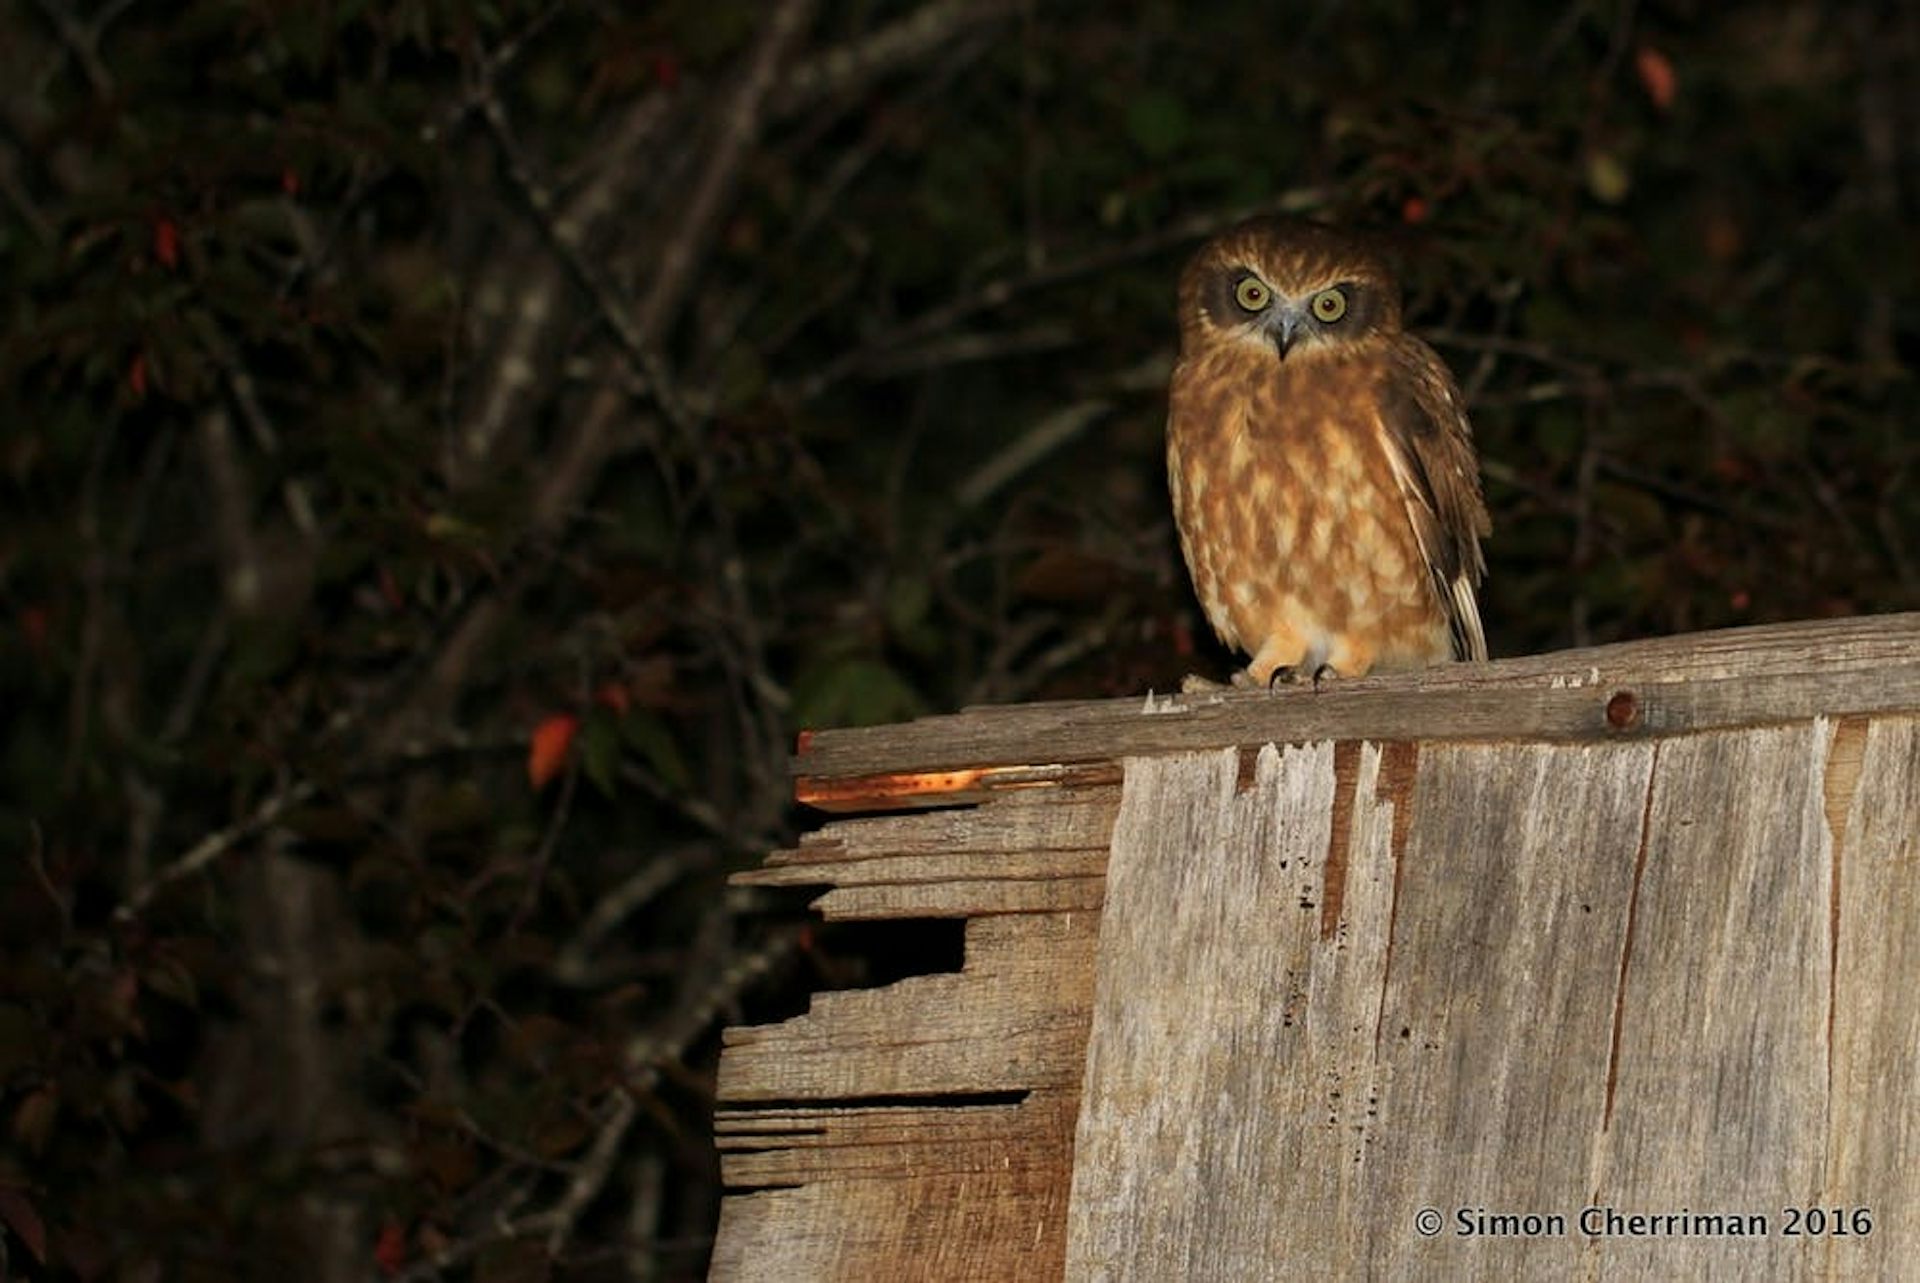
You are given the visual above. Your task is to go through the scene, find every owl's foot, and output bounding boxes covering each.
[1180,672,1232,694]
[1266,663,1341,691]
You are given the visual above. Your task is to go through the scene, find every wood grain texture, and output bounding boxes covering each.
[1591,724,1831,1277]
[713,791,1110,1281]
[1060,719,1919,1281]
[793,614,1920,791]
[738,787,1116,918]
[1066,740,1661,1278]
[1823,716,1920,1279]
[1363,737,1659,1279]
[715,614,1920,1281]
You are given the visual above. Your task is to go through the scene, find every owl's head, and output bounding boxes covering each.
[1176,217,1402,361]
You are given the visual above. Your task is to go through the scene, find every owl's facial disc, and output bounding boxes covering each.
[1208,264,1372,360]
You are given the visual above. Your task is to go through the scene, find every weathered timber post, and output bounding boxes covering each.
[712,614,1920,1281]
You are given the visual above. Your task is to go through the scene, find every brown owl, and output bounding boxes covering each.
[1166,217,1490,685]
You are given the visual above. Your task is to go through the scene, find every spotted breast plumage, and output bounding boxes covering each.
[1167,217,1490,685]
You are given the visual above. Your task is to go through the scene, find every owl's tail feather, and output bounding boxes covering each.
[1451,576,1488,663]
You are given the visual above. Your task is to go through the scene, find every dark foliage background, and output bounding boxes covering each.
[1,0,1913,1277]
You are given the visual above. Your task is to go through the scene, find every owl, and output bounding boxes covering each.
[1166,217,1490,686]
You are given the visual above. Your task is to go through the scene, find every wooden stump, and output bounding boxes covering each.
[713,614,1920,1281]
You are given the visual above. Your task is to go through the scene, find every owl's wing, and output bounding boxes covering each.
[1377,336,1492,662]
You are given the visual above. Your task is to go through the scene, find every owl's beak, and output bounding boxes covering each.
[1265,306,1303,360]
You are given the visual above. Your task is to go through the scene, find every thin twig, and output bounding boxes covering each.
[160,614,230,746]
[506,754,578,937]
[623,1149,668,1283]
[553,845,717,986]
[472,86,688,432]
[27,823,72,937]
[393,928,805,1281]
[544,1092,637,1256]
[772,0,1015,115]
[1595,458,1795,532]
[954,400,1109,512]
[621,925,807,1093]
[785,193,1324,402]
[191,313,321,537]
[117,779,320,920]
[62,428,113,791]
[636,2,818,344]
[0,137,55,241]
[27,0,112,94]
[196,408,264,614]
[469,0,818,660]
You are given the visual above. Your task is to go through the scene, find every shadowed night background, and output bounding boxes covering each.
[1,1,1914,1278]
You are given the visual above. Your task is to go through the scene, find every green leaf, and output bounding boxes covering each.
[1126,91,1191,160]
[621,711,690,791]
[581,707,621,799]
[1585,151,1632,205]
[791,656,927,730]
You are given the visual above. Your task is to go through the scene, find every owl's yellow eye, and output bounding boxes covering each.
[1310,288,1348,322]
[1234,277,1271,311]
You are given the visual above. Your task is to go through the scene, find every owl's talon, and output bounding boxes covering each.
[1267,666,1306,689]
[1311,663,1339,690]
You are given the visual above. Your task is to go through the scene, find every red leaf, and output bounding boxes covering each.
[592,680,631,715]
[281,167,301,196]
[152,217,179,270]
[1635,45,1677,111]
[128,352,149,399]
[653,51,680,89]
[527,714,580,790]
[1400,196,1430,225]
[373,1220,407,1275]
[377,565,405,611]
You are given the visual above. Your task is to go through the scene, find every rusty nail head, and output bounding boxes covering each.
[1605,690,1638,729]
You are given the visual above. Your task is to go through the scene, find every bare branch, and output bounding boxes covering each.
[623,1149,669,1282]
[785,192,1325,402]
[861,323,1078,379]
[506,751,578,937]
[954,400,1110,512]
[544,1093,637,1256]
[621,925,807,1093]
[391,928,807,1281]
[196,409,265,615]
[191,313,321,538]
[553,845,718,986]
[633,2,819,342]
[472,88,677,425]
[117,779,320,920]
[773,0,1016,115]
[27,0,112,95]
